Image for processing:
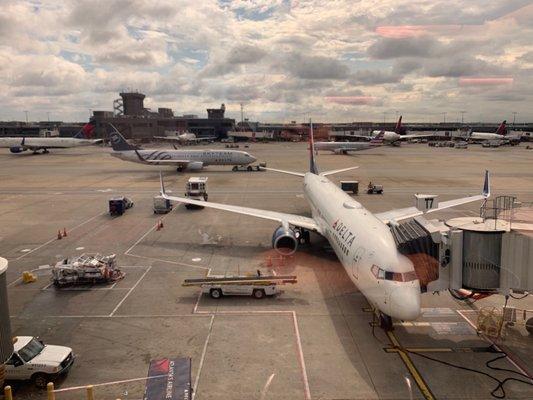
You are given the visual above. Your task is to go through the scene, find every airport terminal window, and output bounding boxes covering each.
[371,265,418,282]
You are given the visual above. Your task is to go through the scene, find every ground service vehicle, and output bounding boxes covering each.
[4,336,74,388]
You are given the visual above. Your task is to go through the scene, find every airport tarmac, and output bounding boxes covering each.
[1,142,532,400]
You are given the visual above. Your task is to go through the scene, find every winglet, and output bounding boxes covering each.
[482,170,490,198]
[159,172,166,196]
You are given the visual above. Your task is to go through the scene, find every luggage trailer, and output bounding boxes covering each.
[182,274,297,299]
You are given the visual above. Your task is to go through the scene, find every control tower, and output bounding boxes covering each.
[120,92,146,116]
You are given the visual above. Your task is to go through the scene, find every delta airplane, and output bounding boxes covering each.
[159,122,490,327]
[0,123,102,154]
[369,116,433,144]
[314,131,385,154]
[109,126,256,172]
[468,120,508,142]
[154,131,217,145]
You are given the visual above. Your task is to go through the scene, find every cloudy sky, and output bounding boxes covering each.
[1,0,532,123]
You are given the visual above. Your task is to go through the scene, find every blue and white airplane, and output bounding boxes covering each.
[159,122,490,327]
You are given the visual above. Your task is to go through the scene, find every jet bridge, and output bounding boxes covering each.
[389,195,533,296]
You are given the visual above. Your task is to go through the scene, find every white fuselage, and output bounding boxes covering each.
[303,173,421,320]
[314,141,374,153]
[470,132,504,141]
[371,130,400,143]
[111,149,255,166]
[0,137,98,149]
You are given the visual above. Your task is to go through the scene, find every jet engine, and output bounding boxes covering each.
[9,146,26,153]
[272,225,298,255]
[185,161,203,171]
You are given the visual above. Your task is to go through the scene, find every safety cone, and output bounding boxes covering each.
[159,220,164,229]
[57,230,62,240]
[62,227,67,237]
[156,220,162,231]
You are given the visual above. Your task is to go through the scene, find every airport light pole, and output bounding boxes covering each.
[46,112,50,122]
[442,112,447,123]
[512,112,518,127]
[460,111,466,125]
[24,110,29,124]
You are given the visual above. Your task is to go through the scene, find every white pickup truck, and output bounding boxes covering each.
[4,336,74,388]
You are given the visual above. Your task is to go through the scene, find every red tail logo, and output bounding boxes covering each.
[495,120,507,136]
[394,115,402,133]
[81,123,95,138]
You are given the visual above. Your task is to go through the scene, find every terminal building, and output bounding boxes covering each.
[90,92,235,140]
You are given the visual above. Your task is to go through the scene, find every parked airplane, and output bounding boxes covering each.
[0,123,101,154]
[469,121,508,142]
[370,116,434,144]
[154,131,217,145]
[109,126,256,172]
[314,131,385,154]
[159,122,490,327]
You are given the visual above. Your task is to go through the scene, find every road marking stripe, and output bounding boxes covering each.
[386,331,436,400]
[109,266,151,316]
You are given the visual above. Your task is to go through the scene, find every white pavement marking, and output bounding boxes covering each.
[192,314,215,399]
[259,373,276,400]
[125,253,209,270]
[292,311,311,400]
[457,309,532,378]
[14,212,105,261]
[109,266,151,316]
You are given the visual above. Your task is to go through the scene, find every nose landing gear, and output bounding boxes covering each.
[379,313,393,331]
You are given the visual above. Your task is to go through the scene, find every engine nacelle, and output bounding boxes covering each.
[272,225,298,255]
[185,161,203,171]
[10,146,26,153]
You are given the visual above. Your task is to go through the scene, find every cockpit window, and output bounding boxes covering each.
[371,265,418,282]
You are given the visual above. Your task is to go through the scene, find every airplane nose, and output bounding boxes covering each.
[389,285,421,321]
[249,154,256,163]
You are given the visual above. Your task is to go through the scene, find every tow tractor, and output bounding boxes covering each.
[185,177,208,209]
[51,253,124,287]
[367,182,384,194]
[232,162,266,172]
[183,273,297,299]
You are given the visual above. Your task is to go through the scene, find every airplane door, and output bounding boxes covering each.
[352,247,365,280]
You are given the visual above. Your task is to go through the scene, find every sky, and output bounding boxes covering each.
[0,0,532,123]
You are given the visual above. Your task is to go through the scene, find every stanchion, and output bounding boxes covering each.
[86,385,95,400]
[4,386,13,400]
[47,382,55,400]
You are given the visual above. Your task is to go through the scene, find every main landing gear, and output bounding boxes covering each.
[295,228,311,245]
[379,313,393,331]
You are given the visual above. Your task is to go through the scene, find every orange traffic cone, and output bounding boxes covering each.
[156,220,162,231]
[62,227,67,237]
[57,230,62,240]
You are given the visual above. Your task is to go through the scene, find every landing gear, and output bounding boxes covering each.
[42,149,49,154]
[176,166,184,172]
[379,312,393,331]
[296,228,311,245]
[232,166,238,172]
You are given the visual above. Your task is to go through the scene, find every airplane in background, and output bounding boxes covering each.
[109,125,256,172]
[0,123,102,154]
[369,116,434,144]
[159,121,490,327]
[468,120,512,142]
[154,131,217,145]
[323,116,433,152]
[314,131,385,154]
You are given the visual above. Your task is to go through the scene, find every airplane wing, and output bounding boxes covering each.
[399,133,435,140]
[375,171,490,224]
[159,173,320,232]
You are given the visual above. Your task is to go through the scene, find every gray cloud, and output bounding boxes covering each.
[284,53,350,80]
[227,45,267,64]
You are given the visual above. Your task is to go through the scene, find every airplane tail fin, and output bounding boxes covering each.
[74,123,95,139]
[394,115,402,133]
[496,120,507,136]
[108,124,139,151]
[370,131,385,145]
[309,120,319,174]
